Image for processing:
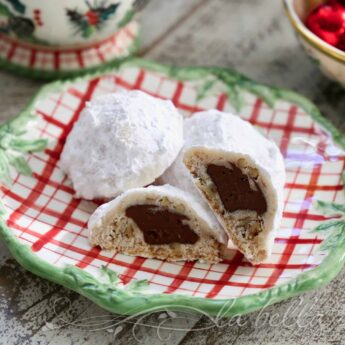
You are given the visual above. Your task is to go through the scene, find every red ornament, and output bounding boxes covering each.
[306,0,345,52]
[337,32,345,50]
[329,0,345,7]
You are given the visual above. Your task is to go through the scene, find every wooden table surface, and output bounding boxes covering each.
[0,1,344,344]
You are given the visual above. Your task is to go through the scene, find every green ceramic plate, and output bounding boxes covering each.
[0,58,344,317]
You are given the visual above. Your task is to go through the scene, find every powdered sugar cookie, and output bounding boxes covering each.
[89,185,226,263]
[162,110,285,264]
[60,90,183,199]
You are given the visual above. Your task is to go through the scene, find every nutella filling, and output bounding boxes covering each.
[207,163,267,215]
[125,205,199,245]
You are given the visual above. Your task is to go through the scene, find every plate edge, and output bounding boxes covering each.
[0,57,344,317]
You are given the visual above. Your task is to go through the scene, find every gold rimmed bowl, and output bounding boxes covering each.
[284,0,345,85]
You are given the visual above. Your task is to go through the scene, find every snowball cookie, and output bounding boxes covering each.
[88,185,226,263]
[162,110,285,264]
[60,90,183,200]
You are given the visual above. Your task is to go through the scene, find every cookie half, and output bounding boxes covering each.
[163,110,285,264]
[88,185,226,263]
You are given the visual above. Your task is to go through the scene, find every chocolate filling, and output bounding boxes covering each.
[207,163,267,215]
[125,205,199,245]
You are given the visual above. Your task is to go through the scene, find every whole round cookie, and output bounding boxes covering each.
[60,90,183,199]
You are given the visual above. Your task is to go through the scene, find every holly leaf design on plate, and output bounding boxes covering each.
[316,200,345,216]
[125,278,149,292]
[314,222,345,251]
[6,137,47,152]
[313,173,345,251]
[0,150,11,185]
[100,265,120,284]
[225,84,244,113]
[196,78,218,102]
[100,265,148,292]
[239,82,278,108]
[192,68,279,113]
[65,265,148,295]
[7,154,32,176]
[0,112,48,185]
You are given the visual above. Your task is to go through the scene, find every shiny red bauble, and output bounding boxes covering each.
[329,0,345,7]
[306,0,345,52]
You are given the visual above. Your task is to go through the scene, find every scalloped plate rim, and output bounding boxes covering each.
[0,57,344,317]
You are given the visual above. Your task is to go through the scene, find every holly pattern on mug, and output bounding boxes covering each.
[0,1,46,44]
[66,1,120,38]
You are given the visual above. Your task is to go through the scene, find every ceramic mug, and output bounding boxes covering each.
[0,0,146,47]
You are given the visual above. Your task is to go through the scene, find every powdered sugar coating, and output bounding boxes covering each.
[60,90,183,199]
